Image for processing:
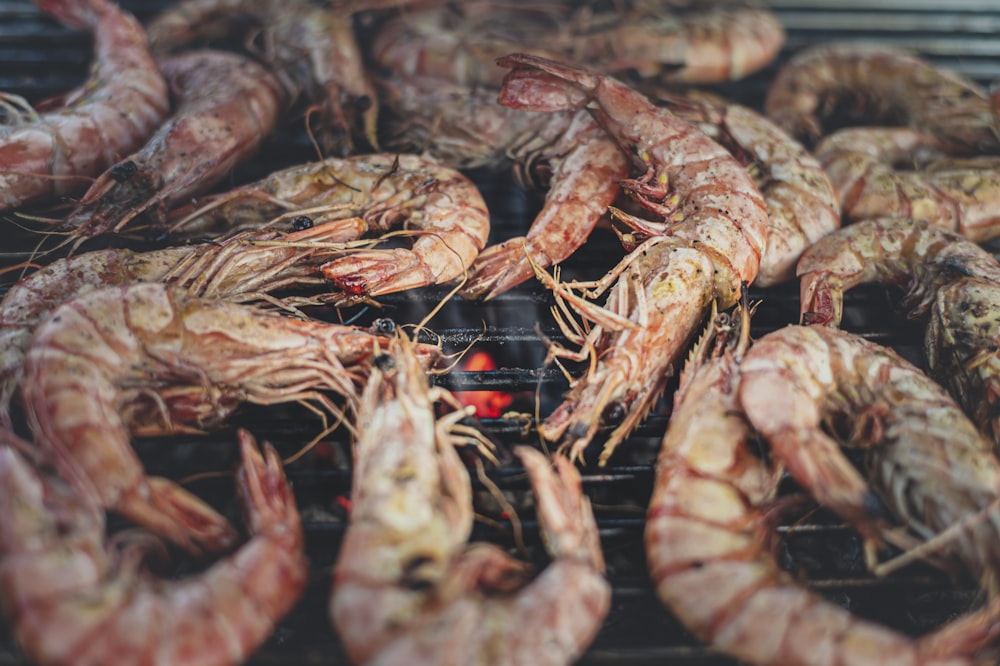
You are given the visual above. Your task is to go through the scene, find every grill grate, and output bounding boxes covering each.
[1,1,997,664]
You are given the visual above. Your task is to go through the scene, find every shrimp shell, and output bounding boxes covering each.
[648,306,1000,666]
[0,0,169,212]
[764,43,1000,153]
[20,282,434,554]
[59,49,286,237]
[0,428,307,666]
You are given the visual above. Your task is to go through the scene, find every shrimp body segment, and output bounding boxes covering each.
[0,0,169,212]
[20,282,424,554]
[798,216,1000,447]
[648,308,1000,666]
[497,53,768,463]
[60,49,285,237]
[738,324,1000,585]
[330,336,610,665]
[0,428,307,666]
[764,43,1000,153]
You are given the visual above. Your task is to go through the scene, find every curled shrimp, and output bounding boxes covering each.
[0,219,358,426]
[763,43,1000,153]
[815,127,1000,240]
[649,302,1000,666]
[147,0,378,155]
[642,87,841,286]
[172,153,491,304]
[497,53,768,465]
[0,0,169,212]
[20,282,436,554]
[330,334,610,665]
[738,323,1000,587]
[58,49,286,239]
[0,427,307,666]
[798,216,1000,448]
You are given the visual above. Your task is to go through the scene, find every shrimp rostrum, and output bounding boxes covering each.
[739,323,1000,591]
[497,53,768,465]
[0,428,308,666]
[648,303,1000,666]
[799,216,1000,448]
[330,335,610,665]
[20,282,439,555]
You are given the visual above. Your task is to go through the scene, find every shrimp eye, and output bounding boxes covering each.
[355,94,373,111]
[110,160,138,182]
[291,215,313,230]
[601,401,626,426]
[374,353,396,372]
[373,318,396,335]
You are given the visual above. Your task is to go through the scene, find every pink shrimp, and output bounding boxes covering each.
[0,428,307,666]
[0,0,169,212]
[497,53,768,465]
[815,127,1000,240]
[330,334,609,665]
[58,49,286,239]
[19,281,436,554]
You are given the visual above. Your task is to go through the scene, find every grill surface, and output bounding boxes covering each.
[1,1,999,664]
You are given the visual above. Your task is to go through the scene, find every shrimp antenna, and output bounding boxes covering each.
[474,457,528,557]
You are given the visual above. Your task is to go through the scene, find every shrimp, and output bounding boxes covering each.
[738,323,1000,588]
[19,281,437,554]
[648,302,1000,666]
[330,335,609,665]
[763,43,1000,153]
[58,49,286,239]
[147,0,378,156]
[0,427,308,666]
[815,127,1000,240]
[0,219,357,426]
[0,0,169,212]
[377,75,629,301]
[497,53,768,465]
[171,153,491,305]
[641,87,841,285]
[798,216,1000,448]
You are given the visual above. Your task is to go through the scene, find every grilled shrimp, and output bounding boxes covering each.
[0,428,308,666]
[0,219,356,426]
[0,0,168,212]
[643,87,841,285]
[330,335,610,665]
[648,304,1000,666]
[147,0,378,155]
[172,153,491,304]
[764,43,1000,153]
[798,216,1000,447]
[59,49,285,238]
[815,127,1000,240]
[498,53,768,464]
[378,76,628,301]
[738,324,1000,586]
[20,282,434,554]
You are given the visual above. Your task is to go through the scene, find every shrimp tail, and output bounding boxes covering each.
[236,429,302,546]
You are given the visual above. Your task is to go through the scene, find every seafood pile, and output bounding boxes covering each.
[4,0,1000,664]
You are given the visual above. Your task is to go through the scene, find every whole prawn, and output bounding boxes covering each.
[377,75,628,301]
[147,0,378,155]
[642,87,841,285]
[815,127,1000,240]
[0,427,308,666]
[648,303,1000,666]
[798,216,1000,448]
[0,0,169,212]
[0,218,360,426]
[330,334,610,665]
[738,323,1000,588]
[58,49,286,239]
[763,43,1000,153]
[19,282,436,554]
[497,53,768,465]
